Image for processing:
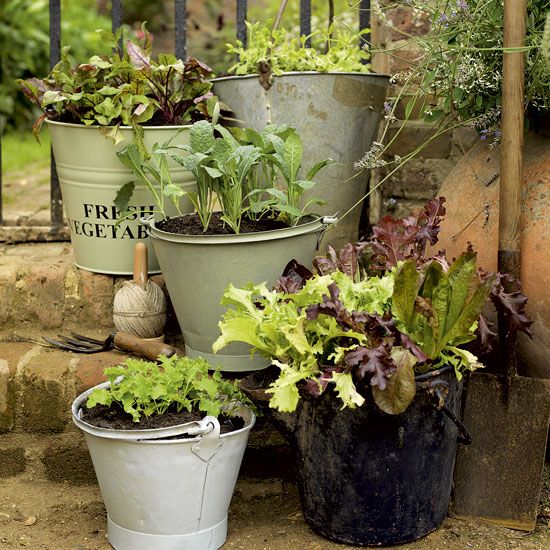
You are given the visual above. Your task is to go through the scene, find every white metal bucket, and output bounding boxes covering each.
[72,382,255,550]
[47,120,194,275]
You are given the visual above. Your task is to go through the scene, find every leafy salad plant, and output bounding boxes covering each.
[226,20,371,77]
[115,119,333,232]
[214,198,533,415]
[86,354,250,423]
[18,24,218,152]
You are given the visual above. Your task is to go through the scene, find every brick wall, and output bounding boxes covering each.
[367,4,478,225]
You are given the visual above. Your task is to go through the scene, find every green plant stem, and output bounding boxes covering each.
[324,0,336,54]
[267,0,290,60]
[339,116,482,223]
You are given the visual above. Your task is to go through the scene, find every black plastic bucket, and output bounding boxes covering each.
[292,366,469,546]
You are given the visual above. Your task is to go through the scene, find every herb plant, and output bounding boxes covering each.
[116,119,333,232]
[115,130,188,221]
[86,354,250,423]
[355,0,550,177]
[214,198,533,415]
[226,20,371,76]
[18,24,218,150]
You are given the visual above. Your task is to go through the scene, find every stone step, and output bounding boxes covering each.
[0,242,135,337]
[0,341,294,484]
[0,240,294,483]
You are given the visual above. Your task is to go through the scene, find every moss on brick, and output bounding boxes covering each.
[0,447,26,477]
[42,444,97,485]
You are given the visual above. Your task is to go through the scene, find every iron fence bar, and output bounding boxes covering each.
[300,0,312,47]
[2,0,369,242]
[112,0,123,51]
[359,0,371,63]
[49,0,61,69]
[236,0,247,48]
[49,0,63,231]
[175,0,187,59]
[0,127,3,225]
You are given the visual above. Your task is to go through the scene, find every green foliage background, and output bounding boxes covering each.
[1,0,363,132]
[247,0,362,49]
[0,0,113,131]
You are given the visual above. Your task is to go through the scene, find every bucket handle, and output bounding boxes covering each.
[73,380,223,441]
[420,380,472,445]
[316,215,338,251]
[191,416,223,462]
[140,215,155,237]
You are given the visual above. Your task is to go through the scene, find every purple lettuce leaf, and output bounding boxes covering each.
[303,367,341,397]
[484,271,533,340]
[306,283,353,330]
[343,344,396,390]
[275,259,314,294]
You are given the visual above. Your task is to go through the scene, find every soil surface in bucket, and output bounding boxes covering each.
[157,212,290,235]
[81,403,244,435]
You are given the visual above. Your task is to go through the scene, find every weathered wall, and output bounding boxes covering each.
[366,5,478,226]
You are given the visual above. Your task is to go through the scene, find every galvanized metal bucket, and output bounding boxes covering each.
[212,72,389,250]
[144,214,337,372]
[72,381,255,550]
[47,120,194,275]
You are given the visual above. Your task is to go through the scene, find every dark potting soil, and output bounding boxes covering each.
[81,401,245,437]
[157,211,290,236]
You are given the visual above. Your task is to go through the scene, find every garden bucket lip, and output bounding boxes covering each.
[414,364,454,383]
[212,71,391,82]
[45,119,192,131]
[143,214,338,245]
[72,380,256,442]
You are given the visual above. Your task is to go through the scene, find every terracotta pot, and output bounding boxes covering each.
[435,131,550,378]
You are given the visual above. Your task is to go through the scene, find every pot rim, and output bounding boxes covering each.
[45,118,193,131]
[72,380,256,441]
[212,71,391,82]
[414,364,454,383]
[143,213,338,245]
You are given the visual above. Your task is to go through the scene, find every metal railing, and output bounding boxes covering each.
[0,0,370,243]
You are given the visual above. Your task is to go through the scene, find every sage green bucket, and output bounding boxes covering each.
[144,215,337,372]
[47,120,194,275]
[212,72,389,250]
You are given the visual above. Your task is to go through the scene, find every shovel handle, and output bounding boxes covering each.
[113,332,175,361]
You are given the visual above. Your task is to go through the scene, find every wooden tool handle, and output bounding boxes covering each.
[499,0,526,268]
[113,332,175,361]
[133,243,148,288]
[499,0,527,386]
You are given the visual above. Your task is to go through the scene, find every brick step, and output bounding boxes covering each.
[0,242,173,338]
[0,341,294,484]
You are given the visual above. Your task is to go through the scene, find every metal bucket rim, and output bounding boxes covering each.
[212,72,391,82]
[414,364,454,383]
[144,214,337,244]
[72,380,255,441]
[45,119,192,131]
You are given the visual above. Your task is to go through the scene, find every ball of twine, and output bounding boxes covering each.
[113,280,167,339]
